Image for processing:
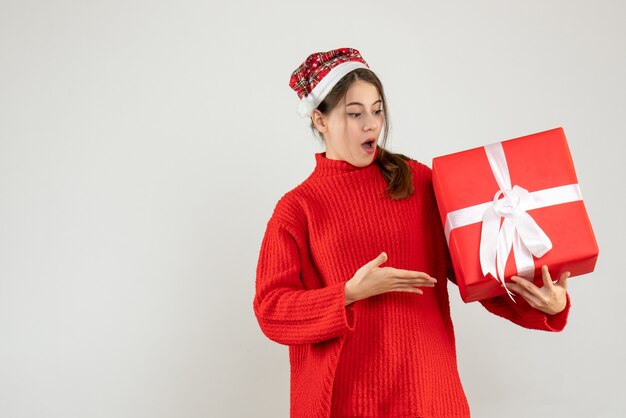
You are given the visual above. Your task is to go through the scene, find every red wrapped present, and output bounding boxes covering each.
[432,127,599,303]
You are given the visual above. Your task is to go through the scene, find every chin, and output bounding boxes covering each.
[358,155,375,166]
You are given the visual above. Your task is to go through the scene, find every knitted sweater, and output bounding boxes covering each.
[253,149,570,418]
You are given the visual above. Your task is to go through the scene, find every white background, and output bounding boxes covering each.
[1,1,624,417]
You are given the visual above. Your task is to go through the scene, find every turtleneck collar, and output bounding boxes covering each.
[311,146,380,178]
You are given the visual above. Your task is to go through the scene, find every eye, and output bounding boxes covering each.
[375,109,383,115]
[347,113,361,118]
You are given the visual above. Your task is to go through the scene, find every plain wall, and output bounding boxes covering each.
[1,0,624,417]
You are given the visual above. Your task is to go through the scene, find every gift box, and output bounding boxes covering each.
[431,127,599,303]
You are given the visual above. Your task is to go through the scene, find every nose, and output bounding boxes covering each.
[363,112,378,132]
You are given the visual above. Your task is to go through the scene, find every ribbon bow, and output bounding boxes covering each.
[479,143,552,299]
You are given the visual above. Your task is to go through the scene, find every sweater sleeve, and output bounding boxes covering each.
[253,213,356,346]
[422,162,571,332]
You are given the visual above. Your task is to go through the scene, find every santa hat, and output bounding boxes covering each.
[289,47,370,118]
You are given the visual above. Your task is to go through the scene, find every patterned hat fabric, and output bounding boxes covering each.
[289,47,370,118]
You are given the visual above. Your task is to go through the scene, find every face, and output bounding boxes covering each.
[312,79,384,167]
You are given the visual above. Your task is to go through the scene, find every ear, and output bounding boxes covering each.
[311,109,328,133]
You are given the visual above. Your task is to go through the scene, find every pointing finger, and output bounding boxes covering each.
[400,277,437,286]
[387,267,435,281]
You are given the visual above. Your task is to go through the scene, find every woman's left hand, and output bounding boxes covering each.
[505,265,570,315]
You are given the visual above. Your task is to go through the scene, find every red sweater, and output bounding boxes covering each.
[253,149,570,418]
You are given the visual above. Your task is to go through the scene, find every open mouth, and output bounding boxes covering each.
[362,140,376,150]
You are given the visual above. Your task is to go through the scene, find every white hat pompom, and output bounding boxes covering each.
[297,94,316,118]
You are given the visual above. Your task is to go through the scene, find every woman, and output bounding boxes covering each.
[253,47,570,418]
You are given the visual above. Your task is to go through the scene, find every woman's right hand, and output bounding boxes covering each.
[344,252,437,305]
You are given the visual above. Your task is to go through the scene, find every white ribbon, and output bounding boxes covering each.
[443,142,583,300]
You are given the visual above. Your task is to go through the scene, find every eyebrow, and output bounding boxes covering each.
[345,99,382,107]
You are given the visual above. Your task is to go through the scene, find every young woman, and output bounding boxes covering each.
[253,47,570,418]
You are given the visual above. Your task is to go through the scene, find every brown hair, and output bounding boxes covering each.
[310,68,415,200]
